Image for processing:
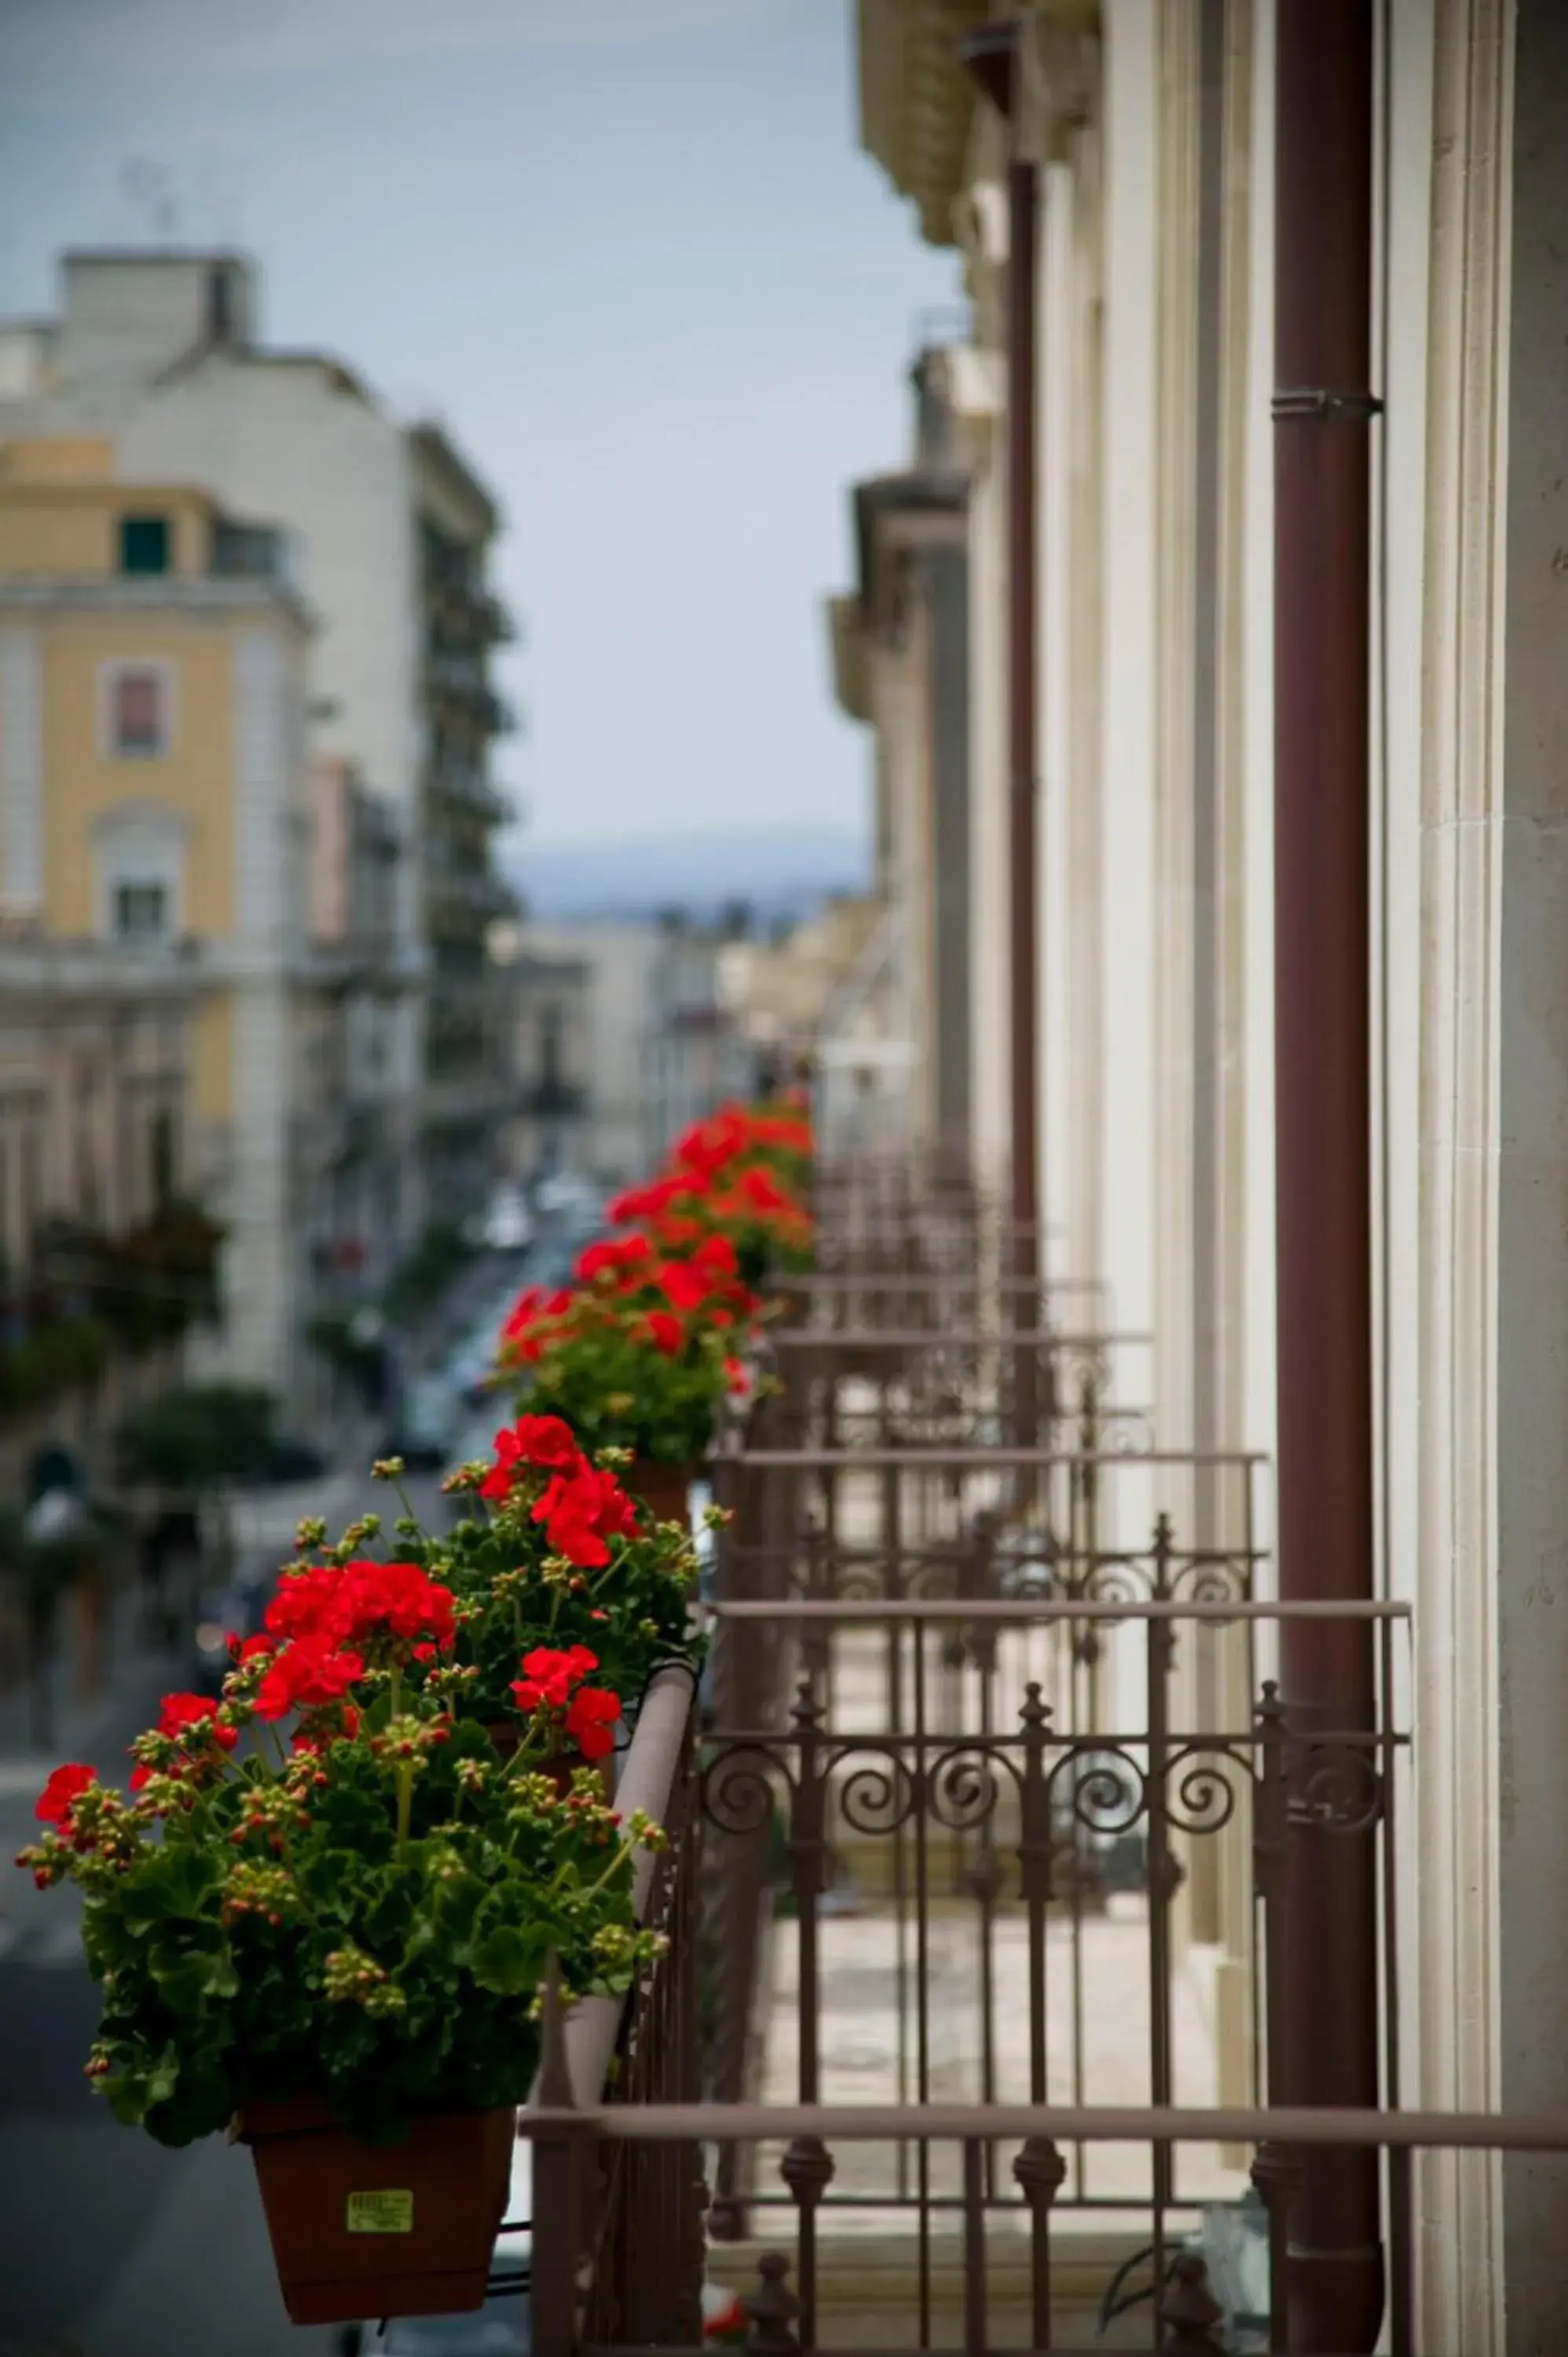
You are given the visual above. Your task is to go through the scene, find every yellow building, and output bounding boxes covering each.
[0,434,321,1398]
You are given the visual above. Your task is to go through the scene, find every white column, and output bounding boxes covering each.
[1099,0,1160,1546]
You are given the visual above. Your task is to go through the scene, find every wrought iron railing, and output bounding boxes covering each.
[523,2088,1568,2355]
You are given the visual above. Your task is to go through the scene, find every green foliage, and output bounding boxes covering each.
[306,1310,383,1385]
[93,1200,225,1349]
[382,1220,480,1329]
[116,1384,279,1492]
[403,1477,705,1721]
[0,1316,112,1412]
[27,1713,661,2148]
[515,1310,732,1467]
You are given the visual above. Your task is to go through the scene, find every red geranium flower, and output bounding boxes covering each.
[607,1175,686,1224]
[508,1646,621,1759]
[500,1285,573,1363]
[650,1211,705,1248]
[254,1637,365,1721]
[511,1643,600,1712]
[266,1566,354,1646]
[645,1308,684,1357]
[737,1164,790,1215]
[566,1684,622,1761]
[35,1764,97,1825]
[156,1692,238,1751]
[340,1560,457,1650]
[577,1233,655,1285]
[481,1413,584,1501]
[531,1461,640,1566]
[657,1259,713,1317]
[691,1233,740,1280]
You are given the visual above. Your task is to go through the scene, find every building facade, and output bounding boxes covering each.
[830,351,972,1163]
[0,434,325,1400]
[0,918,204,1505]
[0,250,517,1233]
[852,1,1568,2345]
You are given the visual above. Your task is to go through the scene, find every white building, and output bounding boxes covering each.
[853,1,1568,2345]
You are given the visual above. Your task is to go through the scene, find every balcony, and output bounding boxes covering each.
[495,1156,1568,2356]
[424,651,517,735]
[425,761,514,826]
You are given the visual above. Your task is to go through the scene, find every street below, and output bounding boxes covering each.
[0,1259,531,2357]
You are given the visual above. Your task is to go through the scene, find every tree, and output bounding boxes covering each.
[116,1384,279,1492]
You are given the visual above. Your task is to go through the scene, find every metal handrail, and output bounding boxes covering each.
[706,1596,1408,1623]
[527,1661,697,2110]
[517,2095,1568,2154]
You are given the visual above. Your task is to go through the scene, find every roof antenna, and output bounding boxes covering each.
[120,159,182,244]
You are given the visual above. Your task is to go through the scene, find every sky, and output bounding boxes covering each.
[0,0,963,852]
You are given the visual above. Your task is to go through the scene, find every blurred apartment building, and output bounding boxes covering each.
[0,432,343,1408]
[0,249,518,1421]
[496,910,757,1192]
[0,249,518,1232]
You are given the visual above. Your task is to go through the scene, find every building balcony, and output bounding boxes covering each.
[424,868,520,931]
[423,651,517,735]
[424,763,514,826]
[424,575,517,647]
[493,1160,1487,2356]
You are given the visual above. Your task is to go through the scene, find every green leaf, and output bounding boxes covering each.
[120,1846,222,1936]
[148,1941,239,2010]
[471,1923,548,1996]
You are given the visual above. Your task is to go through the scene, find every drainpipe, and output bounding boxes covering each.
[1271,3,1383,2349]
[963,24,1041,1457]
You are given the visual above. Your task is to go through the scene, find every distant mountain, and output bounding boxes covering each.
[509,826,870,926]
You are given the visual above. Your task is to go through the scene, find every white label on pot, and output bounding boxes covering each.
[346,2189,414,2234]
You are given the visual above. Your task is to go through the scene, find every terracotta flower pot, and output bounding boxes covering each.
[242,2096,514,2326]
[628,1458,697,1528]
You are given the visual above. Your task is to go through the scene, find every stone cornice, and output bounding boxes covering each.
[0,574,313,632]
[859,0,991,247]
[859,4,1101,243]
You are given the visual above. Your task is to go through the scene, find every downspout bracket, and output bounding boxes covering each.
[1271,387,1384,422]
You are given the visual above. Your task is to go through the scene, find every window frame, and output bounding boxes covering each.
[91,799,187,945]
[118,513,172,577]
[98,659,177,762]
[111,878,172,944]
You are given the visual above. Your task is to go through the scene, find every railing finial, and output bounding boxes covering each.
[745,2250,801,2352]
[1156,2251,1226,2354]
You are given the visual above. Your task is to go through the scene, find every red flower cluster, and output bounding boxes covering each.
[255,1637,365,1722]
[264,1560,456,1655]
[533,1461,640,1566]
[482,1413,643,1567]
[492,1095,811,1459]
[35,1762,97,1827]
[222,1560,463,1724]
[478,1412,583,1500]
[508,1645,622,1761]
[605,1104,814,1278]
[499,1283,573,1365]
[129,1692,238,1791]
